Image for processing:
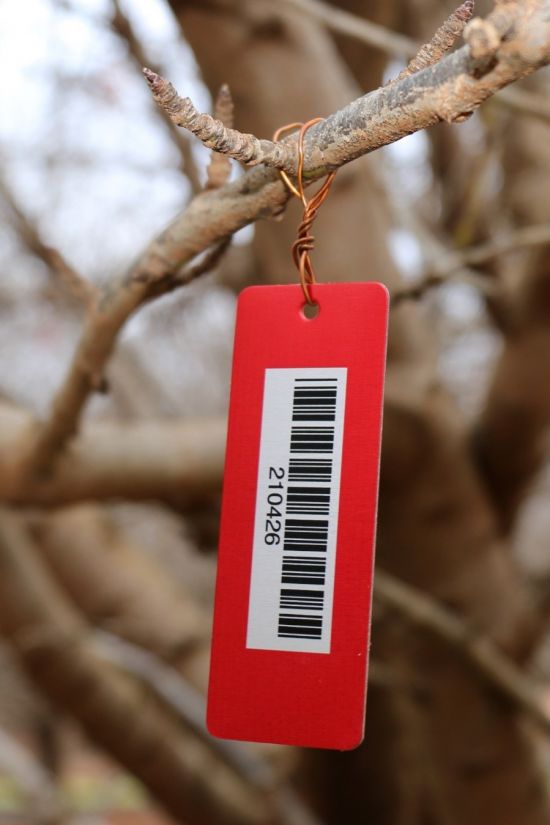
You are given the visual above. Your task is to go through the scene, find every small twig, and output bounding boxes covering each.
[391,225,550,305]
[493,85,550,125]
[276,0,416,59]
[375,571,550,737]
[143,68,294,172]
[390,269,489,306]
[271,0,550,123]
[110,0,202,192]
[205,85,235,190]
[0,176,97,309]
[451,224,550,267]
[394,1,474,81]
[146,236,232,299]
[8,237,231,489]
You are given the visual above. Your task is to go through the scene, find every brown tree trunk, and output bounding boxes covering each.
[475,73,550,532]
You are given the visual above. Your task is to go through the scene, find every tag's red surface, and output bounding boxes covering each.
[207,283,388,750]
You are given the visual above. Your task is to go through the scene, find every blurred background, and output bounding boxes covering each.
[1,0,550,823]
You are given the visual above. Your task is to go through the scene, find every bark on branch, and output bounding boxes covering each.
[394,0,474,81]
[9,0,550,488]
[146,1,550,175]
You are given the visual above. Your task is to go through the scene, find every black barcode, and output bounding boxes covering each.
[288,458,332,482]
[247,368,346,653]
[292,383,337,421]
[279,588,324,609]
[277,379,340,641]
[283,518,329,551]
[278,614,323,639]
[290,427,335,453]
[281,555,326,585]
[286,487,330,515]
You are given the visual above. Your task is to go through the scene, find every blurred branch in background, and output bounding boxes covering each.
[391,224,550,305]
[375,571,550,736]
[491,83,550,125]
[109,0,202,192]
[3,233,231,495]
[95,632,325,825]
[0,507,323,825]
[0,174,98,310]
[0,403,225,506]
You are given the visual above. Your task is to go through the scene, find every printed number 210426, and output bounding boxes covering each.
[264,466,285,545]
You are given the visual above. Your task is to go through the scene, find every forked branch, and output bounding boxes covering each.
[7,0,550,487]
[146,1,549,175]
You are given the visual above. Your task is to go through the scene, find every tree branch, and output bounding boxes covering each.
[95,632,324,825]
[9,0,550,487]
[276,0,418,60]
[284,0,550,124]
[143,68,292,171]
[205,84,235,190]
[7,238,230,490]
[494,84,550,125]
[375,571,550,738]
[391,224,550,305]
[0,175,98,309]
[0,507,292,825]
[394,0,474,81]
[147,2,550,174]
[110,0,202,192]
[0,404,225,506]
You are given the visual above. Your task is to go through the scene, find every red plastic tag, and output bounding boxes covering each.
[207,283,388,750]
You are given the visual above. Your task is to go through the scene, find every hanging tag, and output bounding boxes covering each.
[207,282,388,750]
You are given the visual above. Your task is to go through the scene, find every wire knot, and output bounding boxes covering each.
[273,118,336,305]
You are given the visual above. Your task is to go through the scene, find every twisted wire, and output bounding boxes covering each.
[274,119,336,304]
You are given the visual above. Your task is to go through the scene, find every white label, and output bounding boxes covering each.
[246,368,347,653]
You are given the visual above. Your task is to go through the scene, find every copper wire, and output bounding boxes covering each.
[273,118,336,305]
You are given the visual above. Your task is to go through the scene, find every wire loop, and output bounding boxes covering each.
[273,118,336,305]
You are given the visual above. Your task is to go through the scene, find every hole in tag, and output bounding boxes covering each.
[302,302,319,320]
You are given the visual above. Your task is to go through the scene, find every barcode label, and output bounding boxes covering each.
[246,368,347,653]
